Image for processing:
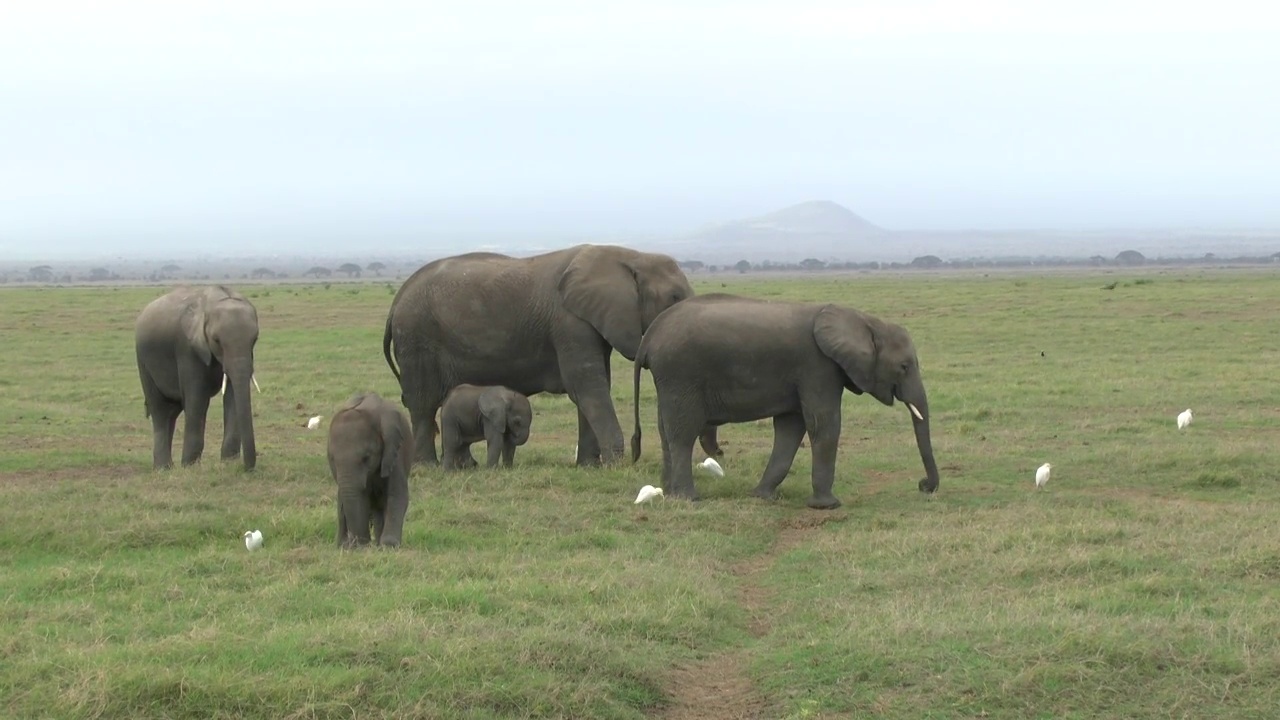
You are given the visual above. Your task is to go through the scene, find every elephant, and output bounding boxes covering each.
[630,293,940,509]
[439,384,533,469]
[382,244,721,467]
[134,285,260,471]
[327,391,413,548]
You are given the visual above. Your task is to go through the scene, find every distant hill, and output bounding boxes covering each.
[656,200,891,262]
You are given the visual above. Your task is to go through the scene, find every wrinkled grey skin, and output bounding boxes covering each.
[632,294,940,509]
[134,285,259,471]
[383,244,721,467]
[327,392,413,549]
[440,384,533,469]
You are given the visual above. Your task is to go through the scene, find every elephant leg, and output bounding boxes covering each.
[410,404,441,465]
[657,394,701,501]
[501,437,516,468]
[574,407,603,466]
[381,483,408,548]
[220,381,241,460]
[149,400,181,470]
[752,412,807,501]
[564,352,625,463]
[804,406,843,510]
[180,393,211,466]
[698,426,724,458]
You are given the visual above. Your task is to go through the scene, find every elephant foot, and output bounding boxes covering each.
[806,493,842,510]
[665,486,701,502]
[378,538,401,548]
[918,478,938,494]
[751,486,780,501]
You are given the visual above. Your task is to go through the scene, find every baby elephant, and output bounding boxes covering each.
[440,384,533,469]
[327,392,413,548]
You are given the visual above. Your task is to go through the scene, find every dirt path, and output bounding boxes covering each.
[657,512,848,720]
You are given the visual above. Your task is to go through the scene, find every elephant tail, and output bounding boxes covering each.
[630,345,645,463]
[383,309,400,381]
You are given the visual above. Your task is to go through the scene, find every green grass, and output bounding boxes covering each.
[2,268,1279,718]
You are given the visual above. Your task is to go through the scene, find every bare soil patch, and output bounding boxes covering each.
[657,510,849,720]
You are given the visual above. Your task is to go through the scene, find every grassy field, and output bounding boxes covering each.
[2,267,1279,719]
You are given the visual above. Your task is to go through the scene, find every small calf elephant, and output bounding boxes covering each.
[327,392,413,548]
[440,384,533,469]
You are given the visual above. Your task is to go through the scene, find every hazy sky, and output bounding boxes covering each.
[2,1,1278,258]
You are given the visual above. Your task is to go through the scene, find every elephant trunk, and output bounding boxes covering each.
[228,360,257,471]
[901,379,939,494]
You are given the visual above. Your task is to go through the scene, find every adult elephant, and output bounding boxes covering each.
[135,285,260,471]
[631,294,939,509]
[383,244,720,466]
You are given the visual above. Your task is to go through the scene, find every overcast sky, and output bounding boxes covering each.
[1,1,1278,258]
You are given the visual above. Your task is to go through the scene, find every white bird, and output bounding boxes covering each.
[1035,463,1051,489]
[306,415,322,429]
[634,485,664,504]
[1177,408,1193,430]
[243,529,263,551]
[698,457,725,477]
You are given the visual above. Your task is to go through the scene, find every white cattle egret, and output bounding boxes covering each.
[1177,408,1193,430]
[1035,463,1051,489]
[243,529,263,551]
[307,415,322,430]
[699,457,725,477]
[634,485,664,504]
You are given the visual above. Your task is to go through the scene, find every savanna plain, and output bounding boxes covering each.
[2,268,1279,720]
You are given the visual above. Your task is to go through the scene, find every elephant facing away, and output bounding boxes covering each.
[327,392,413,548]
[134,285,260,471]
[631,294,940,509]
[383,244,720,467]
[440,384,533,469]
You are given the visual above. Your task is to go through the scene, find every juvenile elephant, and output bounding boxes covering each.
[327,392,413,548]
[134,285,260,471]
[440,384,533,469]
[631,294,940,509]
[383,244,721,467]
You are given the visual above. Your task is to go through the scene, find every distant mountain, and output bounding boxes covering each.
[656,200,891,262]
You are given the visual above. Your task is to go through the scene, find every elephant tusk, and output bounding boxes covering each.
[220,375,228,396]
[908,403,924,421]
[252,374,261,393]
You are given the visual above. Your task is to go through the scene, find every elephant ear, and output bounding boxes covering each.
[181,299,213,366]
[478,388,508,431]
[812,305,879,394]
[558,246,643,360]
[379,408,406,480]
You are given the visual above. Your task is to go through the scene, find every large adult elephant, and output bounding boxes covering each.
[383,244,720,466]
[135,285,260,471]
[631,293,939,509]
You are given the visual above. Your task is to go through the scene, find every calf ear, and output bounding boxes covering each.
[478,388,508,431]
[812,304,879,394]
[379,410,405,480]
